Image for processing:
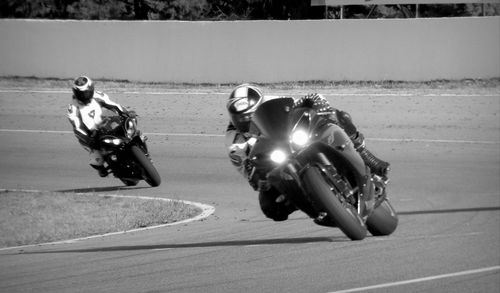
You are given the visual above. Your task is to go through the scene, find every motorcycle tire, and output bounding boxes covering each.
[303,166,367,241]
[130,145,161,187]
[366,198,398,236]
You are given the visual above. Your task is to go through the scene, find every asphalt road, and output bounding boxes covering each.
[0,83,499,293]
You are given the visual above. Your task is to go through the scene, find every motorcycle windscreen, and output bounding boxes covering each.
[99,110,122,135]
[252,97,295,140]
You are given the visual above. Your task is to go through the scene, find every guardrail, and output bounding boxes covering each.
[311,0,500,18]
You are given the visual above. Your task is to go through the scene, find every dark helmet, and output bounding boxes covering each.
[226,84,264,132]
[72,76,95,105]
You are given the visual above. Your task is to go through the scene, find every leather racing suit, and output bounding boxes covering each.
[67,90,127,174]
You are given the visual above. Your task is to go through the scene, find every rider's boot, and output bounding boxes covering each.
[336,110,390,177]
[351,132,390,177]
[90,164,108,177]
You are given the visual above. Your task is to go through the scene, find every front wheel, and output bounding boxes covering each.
[130,145,161,187]
[303,166,367,241]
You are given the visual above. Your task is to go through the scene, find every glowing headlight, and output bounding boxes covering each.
[126,120,136,138]
[270,150,287,164]
[103,138,122,145]
[291,130,309,146]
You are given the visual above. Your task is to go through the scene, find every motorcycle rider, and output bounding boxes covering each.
[67,75,131,177]
[225,83,390,222]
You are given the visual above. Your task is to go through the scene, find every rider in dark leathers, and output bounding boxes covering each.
[225,83,390,221]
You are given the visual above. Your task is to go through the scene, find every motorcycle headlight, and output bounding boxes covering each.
[270,149,287,164]
[126,119,136,138]
[103,138,122,146]
[291,129,309,147]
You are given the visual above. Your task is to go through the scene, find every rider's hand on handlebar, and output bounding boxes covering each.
[126,110,137,118]
[119,109,137,119]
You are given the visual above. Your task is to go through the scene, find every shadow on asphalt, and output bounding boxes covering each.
[23,236,350,254]
[13,206,500,254]
[55,185,151,193]
[266,206,500,223]
[398,206,500,215]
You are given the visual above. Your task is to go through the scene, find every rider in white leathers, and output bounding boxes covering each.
[67,76,129,177]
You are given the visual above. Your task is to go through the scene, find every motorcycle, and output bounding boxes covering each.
[248,98,398,240]
[96,109,161,187]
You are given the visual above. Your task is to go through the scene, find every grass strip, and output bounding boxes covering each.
[0,190,201,248]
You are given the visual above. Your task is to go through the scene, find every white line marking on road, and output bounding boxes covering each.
[0,89,69,94]
[0,89,498,97]
[0,129,74,134]
[328,266,500,293]
[1,128,498,144]
[370,137,500,145]
[0,189,215,251]
[0,128,223,137]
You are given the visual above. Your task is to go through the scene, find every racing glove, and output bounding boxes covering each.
[121,109,137,118]
[293,93,334,113]
[127,110,137,118]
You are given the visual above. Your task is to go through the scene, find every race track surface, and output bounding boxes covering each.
[0,83,499,293]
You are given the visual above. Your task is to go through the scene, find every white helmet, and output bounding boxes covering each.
[226,84,264,132]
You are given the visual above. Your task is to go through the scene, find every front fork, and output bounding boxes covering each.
[266,152,361,219]
[371,174,389,208]
[133,134,151,158]
[311,153,361,214]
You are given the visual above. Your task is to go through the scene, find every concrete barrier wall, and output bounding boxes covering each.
[0,17,498,83]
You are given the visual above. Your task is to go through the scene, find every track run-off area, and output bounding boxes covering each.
[0,82,499,293]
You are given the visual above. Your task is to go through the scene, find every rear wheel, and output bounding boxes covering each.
[303,166,367,241]
[366,198,398,236]
[130,145,161,187]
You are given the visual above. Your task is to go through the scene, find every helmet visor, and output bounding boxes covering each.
[73,88,93,104]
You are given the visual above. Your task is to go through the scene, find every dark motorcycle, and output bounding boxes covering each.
[97,109,161,187]
[248,98,397,240]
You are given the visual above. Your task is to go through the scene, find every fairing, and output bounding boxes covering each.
[250,97,375,217]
